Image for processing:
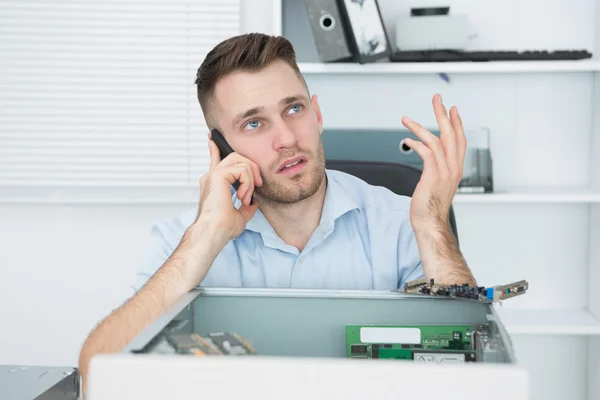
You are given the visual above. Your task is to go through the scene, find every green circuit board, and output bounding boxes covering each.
[346,325,477,363]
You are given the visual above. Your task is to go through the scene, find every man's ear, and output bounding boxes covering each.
[310,94,323,134]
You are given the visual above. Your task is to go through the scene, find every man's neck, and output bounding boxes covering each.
[259,176,328,252]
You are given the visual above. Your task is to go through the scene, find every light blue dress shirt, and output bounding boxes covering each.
[134,169,424,291]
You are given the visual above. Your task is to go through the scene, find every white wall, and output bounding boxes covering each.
[0,1,267,368]
[0,202,194,366]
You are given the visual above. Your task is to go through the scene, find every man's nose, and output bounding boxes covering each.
[272,121,298,150]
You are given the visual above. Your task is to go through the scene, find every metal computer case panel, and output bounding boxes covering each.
[124,288,518,364]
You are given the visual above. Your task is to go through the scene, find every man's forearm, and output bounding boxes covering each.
[414,225,476,286]
[78,220,223,393]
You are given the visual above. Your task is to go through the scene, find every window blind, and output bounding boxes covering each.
[0,0,241,187]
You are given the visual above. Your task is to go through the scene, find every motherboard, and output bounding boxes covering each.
[163,332,256,356]
[402,278,529,303]
[346,323,498,363]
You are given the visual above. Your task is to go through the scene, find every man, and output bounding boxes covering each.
[78,33,475,391]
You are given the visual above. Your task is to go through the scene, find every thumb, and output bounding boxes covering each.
[238,199,259,223]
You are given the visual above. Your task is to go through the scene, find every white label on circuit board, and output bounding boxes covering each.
[413,353,465,364]
[359,327,421,344]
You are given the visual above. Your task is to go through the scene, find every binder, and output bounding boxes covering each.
[303,0,353,62]
[336,0,392,63]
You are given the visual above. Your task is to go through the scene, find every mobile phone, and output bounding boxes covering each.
[210,129,254,205]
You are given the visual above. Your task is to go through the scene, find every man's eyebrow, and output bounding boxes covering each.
[280,95,308,105]
[232,106,264,129]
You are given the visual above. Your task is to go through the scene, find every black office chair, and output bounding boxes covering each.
[325,159,459,247]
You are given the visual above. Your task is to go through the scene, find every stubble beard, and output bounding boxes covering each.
[254,137,326,205]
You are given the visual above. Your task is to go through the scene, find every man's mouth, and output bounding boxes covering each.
[277,156,308,173]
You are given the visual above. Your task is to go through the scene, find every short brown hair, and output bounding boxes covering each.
[195,33,307,129]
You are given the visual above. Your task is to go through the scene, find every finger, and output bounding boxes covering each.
[219,165,255,206]
[403,138,439,182]
[232,166,252,205]
[432,94,455,139]
[237,157,262,188]
[237,161,255,203]
[401,116,448,174]
[450,106,467,169]
[217,152,263,187]
[250,161,263,187]
[433,95,458,169]
[433,97,459,182]
[238,199,259,223]
[207,137,221,171]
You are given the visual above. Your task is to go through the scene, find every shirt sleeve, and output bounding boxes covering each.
[130,199,226,294]
[130,221,176,294]
[131,211,189,295]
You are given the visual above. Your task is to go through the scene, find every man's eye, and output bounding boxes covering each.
[288,104,302,114]
[243,120,261,130]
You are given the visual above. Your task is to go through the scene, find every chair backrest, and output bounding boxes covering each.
[325,159,460,246]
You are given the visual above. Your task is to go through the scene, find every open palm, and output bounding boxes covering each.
[401,94,467,232]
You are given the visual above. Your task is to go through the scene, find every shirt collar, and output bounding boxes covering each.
[239,169,359,236]
[320,169,360,224]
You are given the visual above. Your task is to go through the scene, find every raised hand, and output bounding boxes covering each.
[195,134,262,242]
[401,93,467,233]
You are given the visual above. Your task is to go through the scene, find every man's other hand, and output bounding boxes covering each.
[400,93,466,233]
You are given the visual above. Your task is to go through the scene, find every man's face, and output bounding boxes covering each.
[212,60,325,204]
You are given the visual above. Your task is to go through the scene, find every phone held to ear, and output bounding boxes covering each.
[210,129,254,205]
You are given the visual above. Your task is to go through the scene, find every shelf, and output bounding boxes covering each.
[2,185,600,205]
[454,187,600,204]
[299,60,600,74]
[0,184,199,205]
[495,308,600,335]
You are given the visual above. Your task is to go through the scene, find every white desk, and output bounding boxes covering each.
[88,354,529,400]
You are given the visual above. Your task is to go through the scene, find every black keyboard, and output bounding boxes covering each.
[389,49,593,62]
